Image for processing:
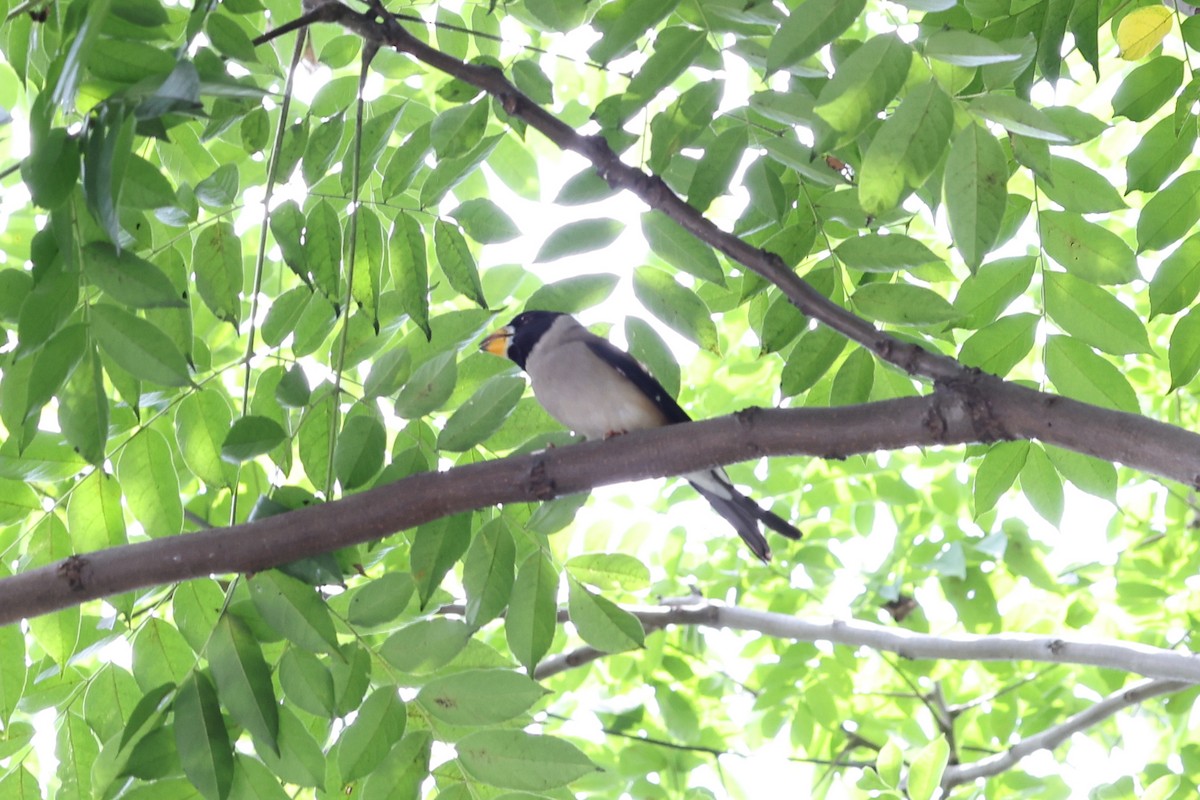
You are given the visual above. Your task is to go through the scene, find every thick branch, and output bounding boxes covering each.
[6,380,1200,623]
[940,678,1188,789]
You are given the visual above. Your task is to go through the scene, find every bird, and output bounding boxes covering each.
[480,310,802,562]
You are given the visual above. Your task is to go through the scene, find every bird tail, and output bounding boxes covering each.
[687,470,802,563]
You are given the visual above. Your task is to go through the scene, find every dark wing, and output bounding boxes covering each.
[584,340,691,425]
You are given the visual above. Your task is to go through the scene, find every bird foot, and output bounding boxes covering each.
[603,429,627,439]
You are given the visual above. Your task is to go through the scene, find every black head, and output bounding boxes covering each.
[480,310,565,369]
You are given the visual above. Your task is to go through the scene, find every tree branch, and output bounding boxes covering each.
[940,678,1188,790]
[6,378,1200,623]
[626,603,1200,683]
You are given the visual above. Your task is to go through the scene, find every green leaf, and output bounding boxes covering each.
[851,283,959,326]
[512,59,553,104]
[907,736,950,800]
[829,347,874,406]
[1043,272,1150,355]
[431,101,489,161]
[652,84,722,172]
[1039,210,1138,284]
[87,35,175,82]
[687,126,748,212]
[206,13,258,62]
[974,441,1029,516]
[304,199,342,302]
[1045,444,1117,501]
[83,242,184,309]
[1169,308,1200,389]
[279,648,335,719]
[859,81,954,214]
[176,389,235,489]
[175,672,234,800]
[1036,156,1126,214]
[953,256,1035,329]
[221,415,287,463]
[380,618,472,673]
[876,739,903,788]
[815,34,912,137]
[641,211,725,285]
[835,234,941,273]
[944,123,1008,270]
[439,375,527,451]
[758,291,806,354]
[457,730,598,791]
[464,518,517,628]
[347,572,414,628]
[1150,233,1200,317]
[1127,115,1196,194]
[1112,55,1183,121]
[0,478,40,527]
[506,552,558,673]
[330,413,385,490]
[195,163,239,209]
[1137,171,1200,253]
[390,212,430,338]
[117,428,183,536]
[969,95,1069,142]
[1020,444,1063,526]
[625,315,681,397]
[566,554,652,592]
[435,220,487,307]
[395,350,458,418]
[451,198,520,244]
[958,313,1037,377]
[567,577,645,653]
[621,27,708,115]
[535,218,624,262]
[25,323,86,426]
[249,571,341,655]
[23,128,82,210]
[924,30,1025,66]
[767,0,865,73]
[411,512,472,608]
[207,615,279,755]
[781,325,847,397]
[337,688,407,782]
[120,153,177,209]
[588,0,678,64]
[556,169,620,205]
[632,267,719,352]
[1045,335,1139,413]
[525,0,585,31]
[192,222,244,325]
[91,303,192,387]
[418,669,547,726]
[525,274,620,314]
[66,470,127,553]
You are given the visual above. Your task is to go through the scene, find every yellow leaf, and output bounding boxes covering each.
[1117,6,1174,61]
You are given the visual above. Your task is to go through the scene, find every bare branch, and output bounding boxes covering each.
[628,603,1200,683]
[940,678,1189,790]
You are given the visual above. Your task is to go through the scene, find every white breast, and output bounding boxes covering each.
[526,336,669,440]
